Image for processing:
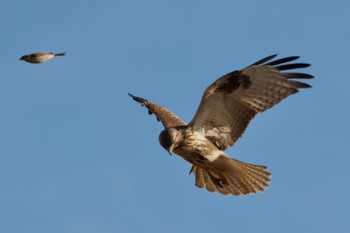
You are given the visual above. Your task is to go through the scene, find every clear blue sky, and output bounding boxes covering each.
[1,1,349,233]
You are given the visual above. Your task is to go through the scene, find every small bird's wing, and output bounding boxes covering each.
[29,53,54,57]
[129,93,186,128]
[189,54,314,150]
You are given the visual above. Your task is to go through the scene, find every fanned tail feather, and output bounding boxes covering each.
[191,155,271,196]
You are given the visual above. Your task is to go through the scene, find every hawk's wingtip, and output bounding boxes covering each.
[128,93,139,101]
[128,93,147,105]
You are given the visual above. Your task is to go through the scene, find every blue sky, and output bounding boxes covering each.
[1,0,349,232]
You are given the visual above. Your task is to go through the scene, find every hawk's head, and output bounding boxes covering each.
[159,128,182,154]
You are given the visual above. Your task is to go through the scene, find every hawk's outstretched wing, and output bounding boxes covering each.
[128,93,186,128]
[189,54,314,150]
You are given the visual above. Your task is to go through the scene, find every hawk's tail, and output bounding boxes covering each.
[190,155,271,196]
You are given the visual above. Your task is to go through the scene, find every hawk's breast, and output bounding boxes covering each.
[174,129,222,165]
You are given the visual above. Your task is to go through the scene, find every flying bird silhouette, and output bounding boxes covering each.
[129,54,313,196]
[19,52,66,64]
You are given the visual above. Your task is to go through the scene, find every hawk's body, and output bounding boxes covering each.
[129,54,313,196]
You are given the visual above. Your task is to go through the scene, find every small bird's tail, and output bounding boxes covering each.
[54,52,66,56]
[190,155,271,196]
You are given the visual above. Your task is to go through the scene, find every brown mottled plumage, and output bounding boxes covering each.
[129,54,313,196]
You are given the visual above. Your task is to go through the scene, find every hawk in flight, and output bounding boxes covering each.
[129,54,313,196]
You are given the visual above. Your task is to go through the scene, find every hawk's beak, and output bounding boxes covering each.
[168,145,175,156]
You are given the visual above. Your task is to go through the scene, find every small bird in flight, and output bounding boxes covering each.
[129,54,313,196]
[19,52,66,64]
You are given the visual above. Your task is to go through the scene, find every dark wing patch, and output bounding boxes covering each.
[189,54,314,150]
[215,72,251,94]
[129,93,186,128]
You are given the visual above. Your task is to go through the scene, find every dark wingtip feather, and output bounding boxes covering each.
[128,93,138,100]
[289,80,312,88]
[250,54,278,66]
[265,56,314,87]
[128,93,136,99]
[129,93,157,120]
[276,63,311,71]
[284,72,314,79]
[128,93,146,104]
[265,56,300,66]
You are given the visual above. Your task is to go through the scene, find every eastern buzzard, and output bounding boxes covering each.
[129,54,313,196]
